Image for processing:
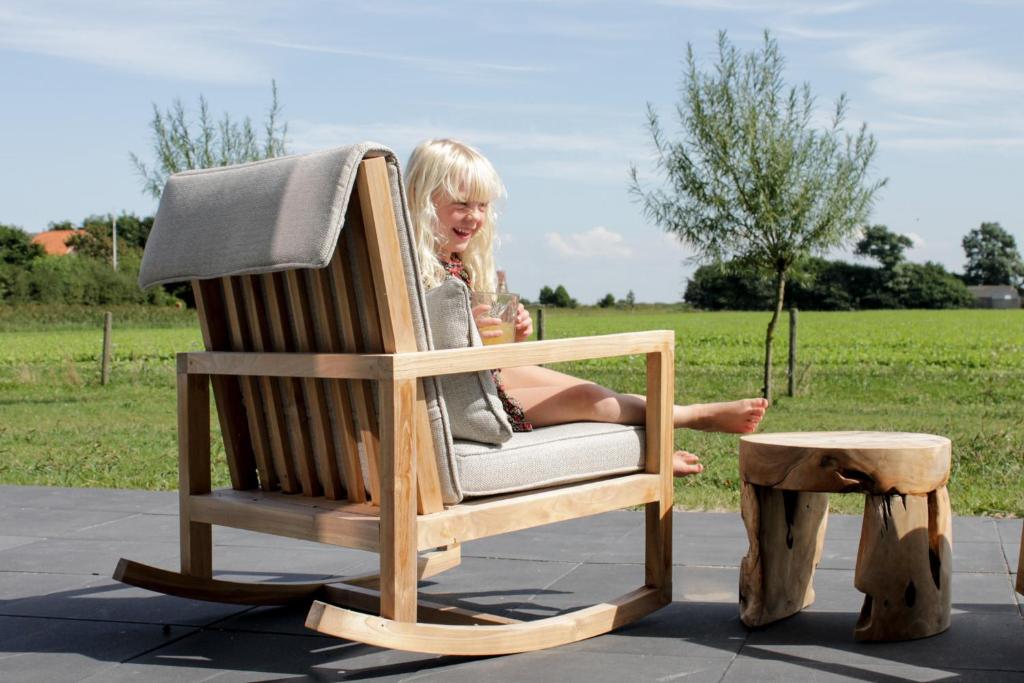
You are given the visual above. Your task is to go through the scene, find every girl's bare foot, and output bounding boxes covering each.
[689,398,768,434]
[673,451,703,477]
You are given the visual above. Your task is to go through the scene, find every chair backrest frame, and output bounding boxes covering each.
[190,157,445,513]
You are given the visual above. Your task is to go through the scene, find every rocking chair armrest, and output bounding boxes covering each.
[392,330,675,379]
[177,330,674,381]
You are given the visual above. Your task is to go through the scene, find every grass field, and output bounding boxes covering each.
[1,305,1021,515]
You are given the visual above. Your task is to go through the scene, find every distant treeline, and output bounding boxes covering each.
[685,257,973,311]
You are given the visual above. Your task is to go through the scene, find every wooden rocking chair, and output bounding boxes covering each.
[115,144,675,656]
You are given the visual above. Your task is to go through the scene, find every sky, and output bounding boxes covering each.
[1,0,1022,303]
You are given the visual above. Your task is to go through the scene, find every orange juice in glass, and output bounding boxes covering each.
[471,292,519,345]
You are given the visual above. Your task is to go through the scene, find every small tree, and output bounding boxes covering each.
[631,31,885,401]
[961,222,1024,287]
[553,285,577,308]
[624,289,636,308]
[855,225,913,271]
[539,284,577,308]
[597,293,616,308]
[0,224,44,266]
[131,81,288,200]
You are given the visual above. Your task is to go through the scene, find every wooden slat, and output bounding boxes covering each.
[177,361,212,578]
[183,351,390,380]
[261,272,320,496]
[192,279,258,490]
[189,489,380,552]
[284,269,344,500]
[412,383,443,514]
[239,275,293,492]
[328,240,375,503]
[645,343,674,600]
[306,264,366,503]
[308,586,668,656]
[221,277,276,492]
[344,211,383,503]
[417,473,661,550]
[378,377,418,622]
[355,158,444,514]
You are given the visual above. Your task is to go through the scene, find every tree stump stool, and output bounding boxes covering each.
[737,431,953,641]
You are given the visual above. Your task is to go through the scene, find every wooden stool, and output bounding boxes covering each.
[737,431,953,642]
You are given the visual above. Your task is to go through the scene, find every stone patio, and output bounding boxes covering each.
[0,484,1020,682]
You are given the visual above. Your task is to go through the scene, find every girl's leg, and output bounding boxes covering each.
[501,366,768,432]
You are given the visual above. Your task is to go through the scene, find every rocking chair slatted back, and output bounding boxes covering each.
[188,159,444,513]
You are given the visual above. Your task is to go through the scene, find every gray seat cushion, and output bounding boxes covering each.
[453,422,646,498]
[424,278,513,445]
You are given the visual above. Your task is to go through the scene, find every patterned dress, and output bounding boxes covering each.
[441,257,533,432]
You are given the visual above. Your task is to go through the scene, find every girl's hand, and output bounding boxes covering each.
[514,304,533,342]
[471,304,503,342]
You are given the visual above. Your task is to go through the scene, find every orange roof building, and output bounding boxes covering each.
[31,229,85,256]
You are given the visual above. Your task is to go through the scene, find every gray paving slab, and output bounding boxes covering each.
[0,537,179,576]
[996,516,1023,542]
[0,535,38,552]
[952,515,1001,543]
[953,541,1013,573]
[0,505,134,537]
[742,610,1024,673]
[88,627,456,682]
[0,573,253,627]
[419,555,585,615]
[0,614,192,683]
[401,650,733,683]
[0,484,177,514]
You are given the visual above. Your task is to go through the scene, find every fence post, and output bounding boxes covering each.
[536,307,545,341]
[787,307,797,397]
[101,311,113,386]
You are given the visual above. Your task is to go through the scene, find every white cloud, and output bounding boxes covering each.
[885,136,1024,151]
[845,30,1024,105]
[0,1,268,83]
[260,40,549,78]
[545,226,633,258]
[288,120,627,155]
[658,0,872,16]
[905,232,925,248]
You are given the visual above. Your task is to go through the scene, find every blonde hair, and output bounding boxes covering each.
[405,138,505,292]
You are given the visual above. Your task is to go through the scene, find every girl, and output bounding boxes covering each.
[405,138,768,477]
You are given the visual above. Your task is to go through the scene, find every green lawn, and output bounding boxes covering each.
[1,306,1021,515]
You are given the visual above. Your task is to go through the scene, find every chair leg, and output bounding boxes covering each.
[378,377,419,622]
[178,367,213,579]
[180,519,212,578]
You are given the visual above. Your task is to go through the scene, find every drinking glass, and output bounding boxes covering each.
[470,291,519,345]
